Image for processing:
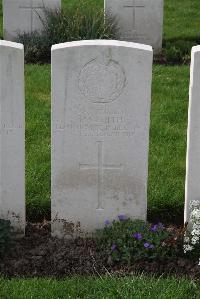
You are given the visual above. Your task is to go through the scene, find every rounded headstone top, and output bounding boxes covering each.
[0,40,23,49]
[51,40,153,52]
[191,45,200,54]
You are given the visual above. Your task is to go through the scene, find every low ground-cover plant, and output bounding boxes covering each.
[184,200,200,264]
[0,219,14,258]
[162,39,198,64]
[17,32,51,64]
[17,0,118,64]
[96,216,184,265]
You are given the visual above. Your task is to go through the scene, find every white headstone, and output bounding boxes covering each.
[185,46,200,225]
[3,0,61,41]
[0,41,25,235]
[51,40,153,238]
[105,0,164,53]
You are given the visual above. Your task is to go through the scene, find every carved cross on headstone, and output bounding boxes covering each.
[79,141,123,210]
[123,0,145,32]
[19,0,45,32]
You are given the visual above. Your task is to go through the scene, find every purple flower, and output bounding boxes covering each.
[144,242,150,248]
[144,243,154,249]
[111,244,117,251]
[150,224,158,232]
[158,222,165,230]
[118,214,126,221]
[133,232,142,240]
[104,219,110,225]
[149,244,155,249]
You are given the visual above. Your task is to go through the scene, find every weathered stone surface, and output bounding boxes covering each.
[3,0,61,41]
[51,40,153,238]
[185,46,200,225]
[105,0,164,53]
[0,40,25,235]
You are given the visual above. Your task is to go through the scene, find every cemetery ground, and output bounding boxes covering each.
[0,0,200,297]
[1,0,200,63]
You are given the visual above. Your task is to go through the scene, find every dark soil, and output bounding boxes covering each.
[0,222,200,279]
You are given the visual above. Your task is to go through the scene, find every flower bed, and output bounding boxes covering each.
[0,221,199,279]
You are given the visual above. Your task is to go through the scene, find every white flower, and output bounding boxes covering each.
[190,200,200,208]
[184,237,190,243]
[191,236,199,245]
[191,229,200,236]
[183,244,194,253]
[193,223,200,229]
[191,209,200,221]
[184,201,200,257]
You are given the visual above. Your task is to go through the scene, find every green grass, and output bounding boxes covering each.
[62,0,103,10]
[0,0,200,64]
[148,65,189,223]
[25,65,51,220]
[0,0,103,38]
[25,64,189,222]
[163,1,200,63]
[0,0,193,222]
[0,0,196,221]
[0,0,198,295]
[1,276,200,299]
[0,0,200,42]
[164,0,200,41]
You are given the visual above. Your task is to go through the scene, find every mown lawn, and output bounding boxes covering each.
[0,0,191,223]
[148,65,189,222]
[0,0,200,42]
[0,0,194,223]
[1,276,200,299]
[25,65,51,220]
[0,0,198,296]
[164,0,200,41]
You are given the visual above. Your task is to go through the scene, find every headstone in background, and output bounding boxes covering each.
[0,40,25,235]
[3,0,61,41]
[51,40,153,238]
[105,0,164,53]
[185,46,200,226]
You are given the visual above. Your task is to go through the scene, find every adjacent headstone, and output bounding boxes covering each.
[51,40,153,238]
[0,41,25,235]
[3,0,61,41]
[105,0,164,53]
[185,46,200,225]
